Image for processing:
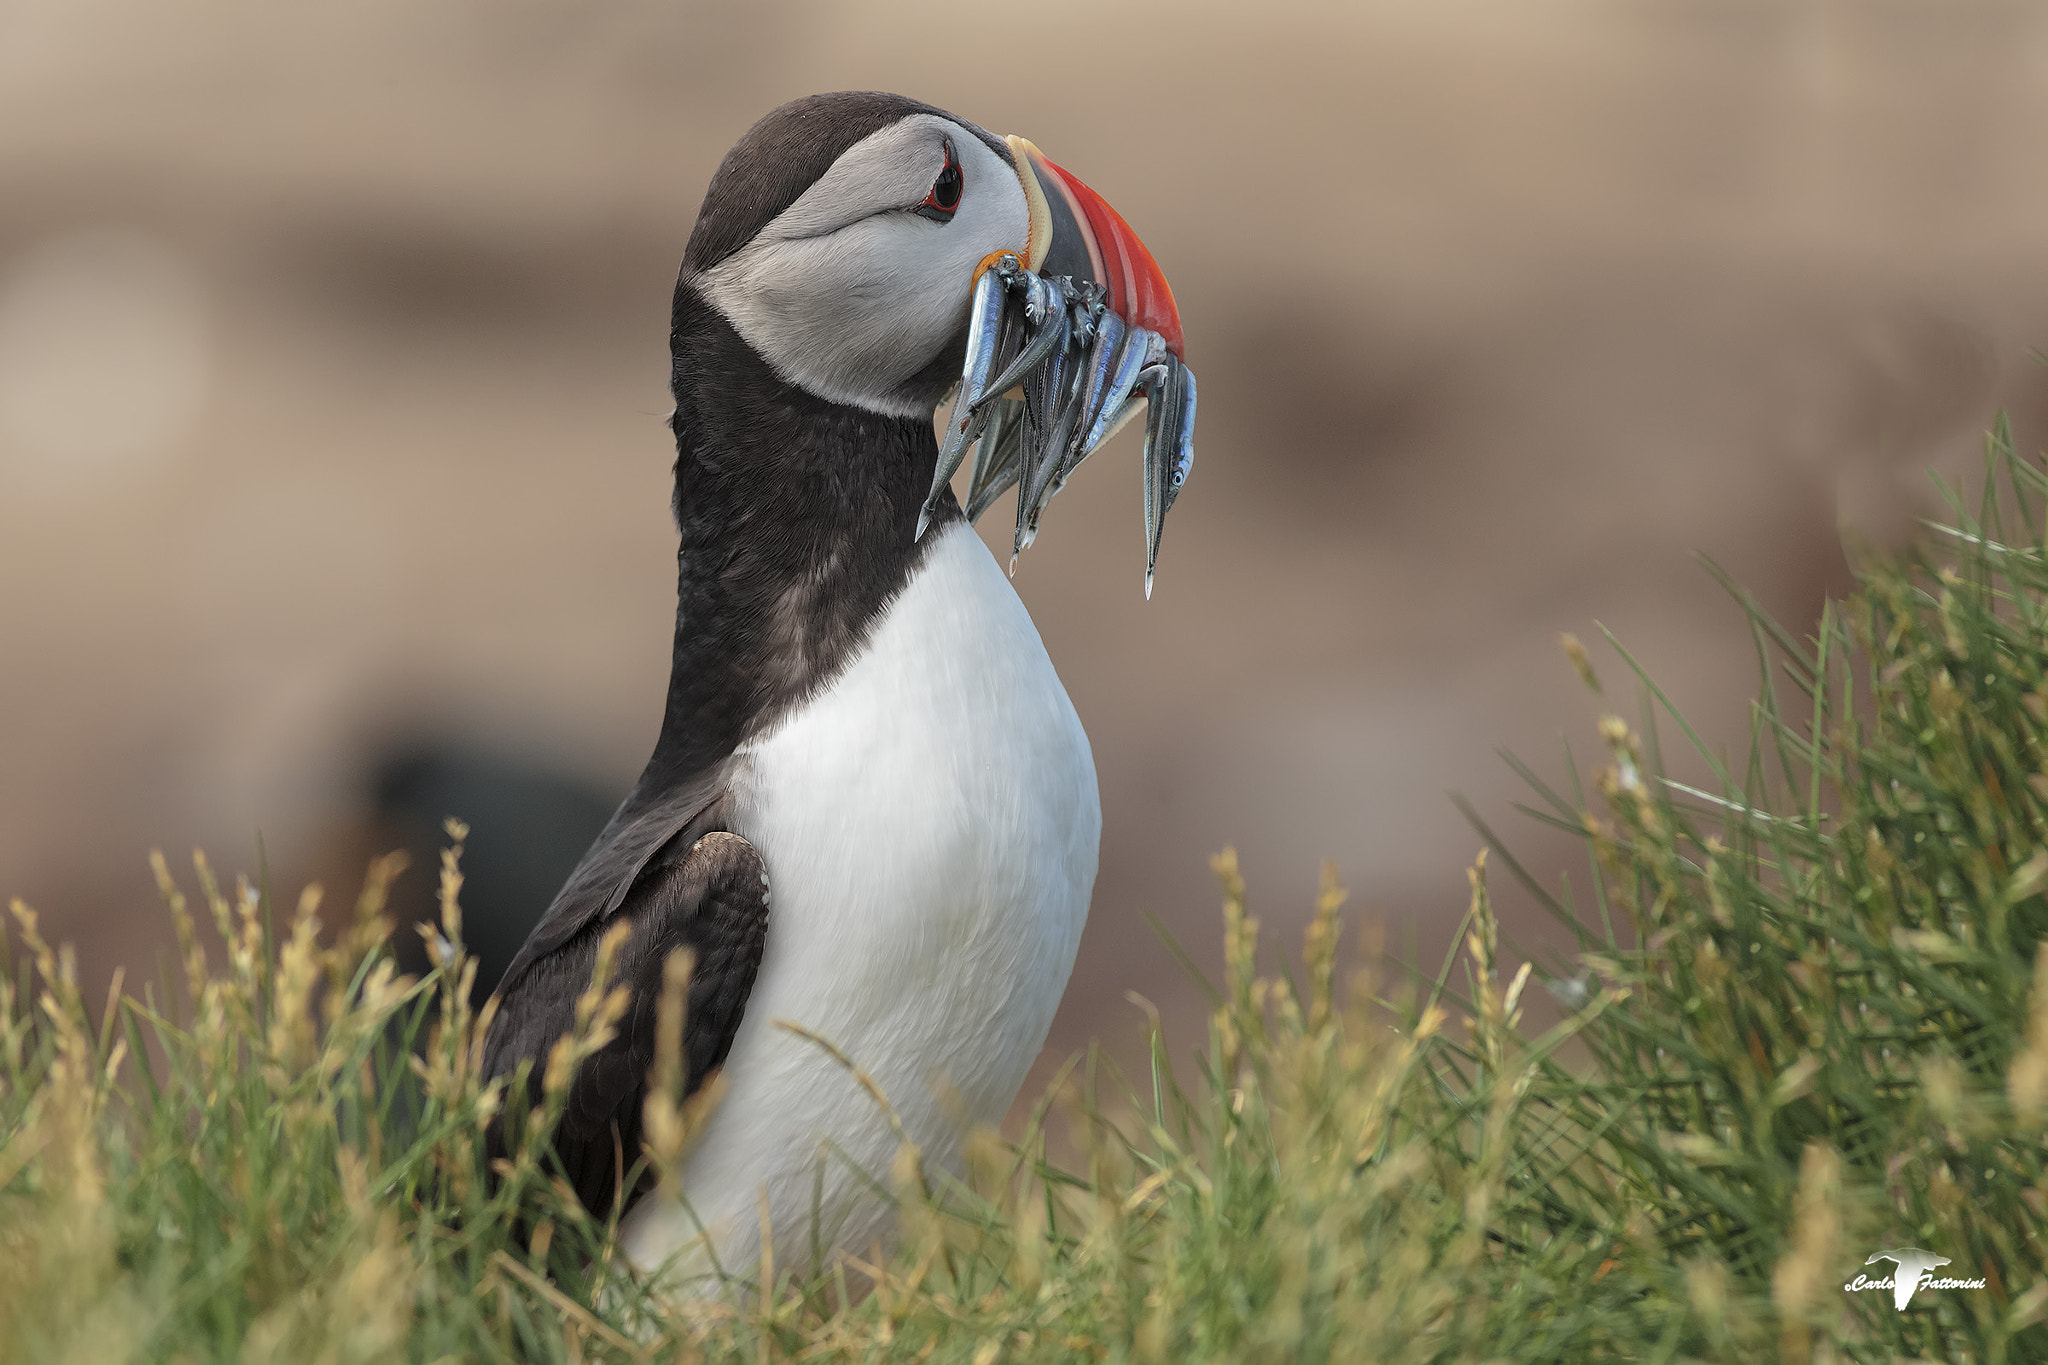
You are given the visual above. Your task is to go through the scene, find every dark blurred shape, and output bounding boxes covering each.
[371,742,617,1003]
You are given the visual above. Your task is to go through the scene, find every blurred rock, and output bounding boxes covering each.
[371,742,616,1003]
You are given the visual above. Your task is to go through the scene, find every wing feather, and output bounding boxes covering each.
[482,829,769,1220]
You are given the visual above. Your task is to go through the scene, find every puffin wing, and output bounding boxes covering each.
[496,773,731,986]
[483,829,770,1219]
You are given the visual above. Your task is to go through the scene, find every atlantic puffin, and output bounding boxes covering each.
[481,91,1196,1284]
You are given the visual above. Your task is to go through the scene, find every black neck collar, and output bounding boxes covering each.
[493,283,962,985]
[630,285,959,806]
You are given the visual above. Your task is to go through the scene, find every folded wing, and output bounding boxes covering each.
[482,830,771,1220]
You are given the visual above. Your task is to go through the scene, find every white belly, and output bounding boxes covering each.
[619,520,1099,1282]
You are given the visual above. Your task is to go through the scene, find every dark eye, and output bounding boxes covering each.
[914,138,963,222]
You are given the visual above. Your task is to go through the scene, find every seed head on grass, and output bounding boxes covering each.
[8,419,2048,1360]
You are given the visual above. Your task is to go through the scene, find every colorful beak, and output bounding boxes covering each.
[918,136,1196,599]
[1009,137,1184,360]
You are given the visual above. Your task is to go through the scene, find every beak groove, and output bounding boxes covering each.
[917,140,1194,594]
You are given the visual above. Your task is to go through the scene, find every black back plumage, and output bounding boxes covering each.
[481,204,967,1216]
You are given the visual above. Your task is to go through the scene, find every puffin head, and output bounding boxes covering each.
[681,92,1195,593]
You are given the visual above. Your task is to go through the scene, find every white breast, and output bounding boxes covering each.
[619,519,1100,1283]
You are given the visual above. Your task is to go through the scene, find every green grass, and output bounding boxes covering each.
[6,424,2048,1362]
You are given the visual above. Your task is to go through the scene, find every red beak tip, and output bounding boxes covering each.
[1033,153,1183,359]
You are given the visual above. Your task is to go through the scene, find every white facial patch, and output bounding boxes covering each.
[692,114,1031,418]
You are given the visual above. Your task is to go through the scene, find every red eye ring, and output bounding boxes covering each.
[914,137,963,223]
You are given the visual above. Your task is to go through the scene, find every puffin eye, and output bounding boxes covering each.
[913,138,963,223]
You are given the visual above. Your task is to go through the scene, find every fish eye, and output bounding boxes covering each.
[914,138,962,222]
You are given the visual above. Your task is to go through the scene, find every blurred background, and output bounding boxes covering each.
[6,0,2048,1094]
